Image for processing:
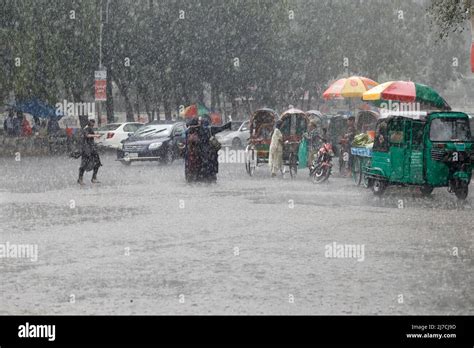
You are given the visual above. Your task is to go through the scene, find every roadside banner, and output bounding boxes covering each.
[95,70,107,101]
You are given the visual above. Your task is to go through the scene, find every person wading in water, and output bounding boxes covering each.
[78,119,102,185]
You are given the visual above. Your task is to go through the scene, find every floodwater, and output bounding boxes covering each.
[0,153,472,314]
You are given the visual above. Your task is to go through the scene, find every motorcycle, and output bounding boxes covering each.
[310,142,334,183]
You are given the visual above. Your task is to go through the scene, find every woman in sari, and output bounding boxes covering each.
[184,119,202,182]
[185,117,232,183]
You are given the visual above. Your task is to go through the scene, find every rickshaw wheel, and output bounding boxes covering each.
[351,157,362,186]
[420,185,434,197]
[454,183,468,200]
[245,146,257,176]
[289,152,297,178]
[372,179,387,196]
[338,154,344,174]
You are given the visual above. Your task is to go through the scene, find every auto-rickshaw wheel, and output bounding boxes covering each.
[420,185,434,197]
[454,182,469,200]
[351,157,362,186]
[363,176,372,188]
[361,159,372,188]
[372,179,387,196]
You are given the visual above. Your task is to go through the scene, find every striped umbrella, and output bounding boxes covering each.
[362,81,451,110]
[322,76,378,99]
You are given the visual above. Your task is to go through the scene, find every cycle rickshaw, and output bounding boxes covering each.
[279,108,309,178]
[245,108,279,176]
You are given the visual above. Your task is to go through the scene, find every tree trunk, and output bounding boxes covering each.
[306,90,312,110]
[243,96,252,116]
[116,78,134,122]
[163,98,172,120]
[106,65,114,123]
[216,88,222,113]
[134,91,140,120]
[162,84,172,120]
[211,83,216,110]
[470,11,474,73]
[124,93,134,122]
[230,94,238,120]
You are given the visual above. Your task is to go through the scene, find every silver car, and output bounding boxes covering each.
[215,120,250,148]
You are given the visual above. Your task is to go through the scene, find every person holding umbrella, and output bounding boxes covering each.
[77,119,102,185]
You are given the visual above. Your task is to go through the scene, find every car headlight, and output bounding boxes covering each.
[148,142,163,150]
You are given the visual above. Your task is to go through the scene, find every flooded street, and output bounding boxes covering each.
[1,153,472,315]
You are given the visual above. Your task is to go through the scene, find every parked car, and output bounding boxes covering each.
[96,122,144,149]
[117,122,186,165]
[212,121,242,140]
[215,120,249,148]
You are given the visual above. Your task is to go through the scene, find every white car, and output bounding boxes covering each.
[215,120,250,148]
[96,122,144,149]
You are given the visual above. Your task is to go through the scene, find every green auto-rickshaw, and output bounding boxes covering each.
[364,112,473,199]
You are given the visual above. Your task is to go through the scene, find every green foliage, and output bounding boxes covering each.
[1,0,470,116]
[428,0,471,39]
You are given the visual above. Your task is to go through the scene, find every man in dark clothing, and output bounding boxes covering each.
[13,112,22,137]
[342,116,357,174]
[78,119,102,185]
[345,116,357,143]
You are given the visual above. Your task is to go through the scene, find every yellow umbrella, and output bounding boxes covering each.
[361,82,393,100]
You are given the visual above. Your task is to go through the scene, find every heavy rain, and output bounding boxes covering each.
[1,0,473,316]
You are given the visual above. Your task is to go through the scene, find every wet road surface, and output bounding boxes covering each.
[0,153,473,314]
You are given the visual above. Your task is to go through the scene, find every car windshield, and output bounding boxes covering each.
[430,118,471,142]
[98,124,120,131]
[231,122,242,131]
[134,125,172,137]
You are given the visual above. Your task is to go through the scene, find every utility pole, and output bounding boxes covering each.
[105,0,114,123]
[97,0,103,126]
[96,0,112,125]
